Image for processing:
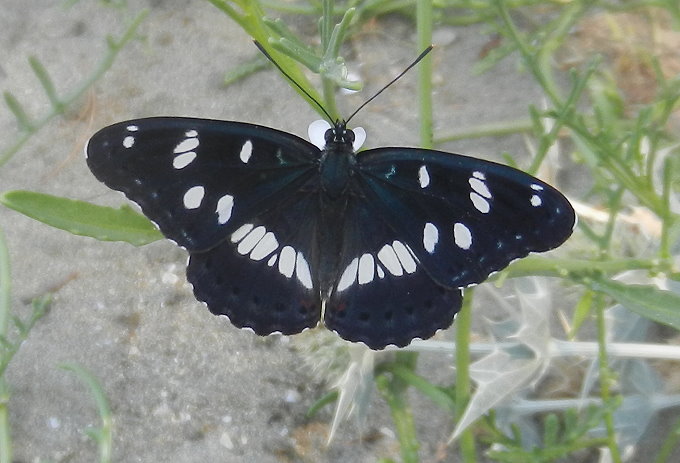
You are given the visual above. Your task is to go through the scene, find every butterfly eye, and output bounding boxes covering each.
[324,128,335,143]
[345,129,355,144]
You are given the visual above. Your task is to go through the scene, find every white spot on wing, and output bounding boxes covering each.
[185,129,198,137]
[392,240,417,274]
[183,186,205,209]
[531,194,542,207]
[357,253,375,284]
[472,171,485,180]
[230,223,254,243]
[216,194,234,224]
[531,183,544,191]
[377,244,403,276]
[278,246,296,278]
[470,192,490,213]
[296,252,313,289]
[337,257,359,291]
[267,254,277,267]
[174,137,199,153]
[126,125,139,132]
[123,136,134,148]
[469,177,491,198]
[376,265,385,279]
[237,225,266,255]
[423,222,439,253]
[453,223,473,250]
[249,231,278,260]
[418,165,430,188]
[173,151,197,169]
[239,140,253,163]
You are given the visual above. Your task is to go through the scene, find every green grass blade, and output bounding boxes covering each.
[29,56,62,110]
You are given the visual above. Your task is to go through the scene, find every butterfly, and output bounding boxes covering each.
[85,113,575,349]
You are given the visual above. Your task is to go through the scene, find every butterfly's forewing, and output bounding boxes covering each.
[86,117,320,251]
[187,187,323,335]
[324,194,463,349]
[354,148,575,289]
[86,117,325,336]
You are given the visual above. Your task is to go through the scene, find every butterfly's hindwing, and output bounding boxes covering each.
[187,188,322,335]
[324,194,463,349]
[354,148,576,288]
[86,117,320,251]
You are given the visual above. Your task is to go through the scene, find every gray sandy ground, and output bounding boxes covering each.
[0,1,588,462]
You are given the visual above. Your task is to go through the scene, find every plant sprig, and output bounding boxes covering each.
[0,9,148,169]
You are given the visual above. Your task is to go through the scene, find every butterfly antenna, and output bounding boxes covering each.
[345,45,433,125]
[254,41,335,123]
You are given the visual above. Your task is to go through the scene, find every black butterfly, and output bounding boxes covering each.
[85,115,575,349]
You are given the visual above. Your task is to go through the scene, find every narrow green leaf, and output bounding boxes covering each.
[590,278,680,330]
[10,315,26,336]
[306,389,338,418]
[325,7,355,59]
[544,413,559,447]
[387,364,456,413]
[29,56,62,110]
[272,37,323,72]
[263,17,310,52]
[570,289,594,338]
[0,190,162,246]
[223,54,269,86]
[3,91,33,131]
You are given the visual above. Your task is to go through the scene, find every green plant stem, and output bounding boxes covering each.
[416,0,433,149]
[321,77,340,122]
[654,414,680,463]
[435,118,533,143]
[600,185,626,253]
[0,378,10,463]
[319,3,356,119]
[61,364,112,463]
[320,0,333,50]
[594,292,622,463]
[659,155,675,259]
[0,9,148,168]
[455,289,476,462]
[502,255,670,280]
[377,352,420,463]
[0,228,11,463]
[0,229,9,342]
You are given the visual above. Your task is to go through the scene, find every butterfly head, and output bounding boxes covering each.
[308,119,366,152]
[325,120,354,146]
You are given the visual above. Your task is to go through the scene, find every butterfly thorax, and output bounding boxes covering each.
[319,121,357,199]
